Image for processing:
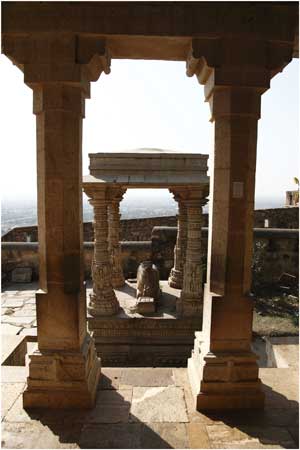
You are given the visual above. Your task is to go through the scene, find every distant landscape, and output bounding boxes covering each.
[1,193,284,237]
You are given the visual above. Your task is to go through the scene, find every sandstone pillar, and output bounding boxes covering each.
[168,192,187,290]
[85,188,119,315]
[107,188,126,288]
[2,34,111,408]
[186,37,292,409]
[177,190,207,318]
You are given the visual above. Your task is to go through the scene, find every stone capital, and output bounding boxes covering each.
[170,188,209,207]
[2,34,111,96]
[83,186,107,205]
[107,187,127,203]
[186,37,294,98]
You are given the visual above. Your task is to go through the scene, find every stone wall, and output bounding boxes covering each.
[2,207,298,243]
[2,227,298,286]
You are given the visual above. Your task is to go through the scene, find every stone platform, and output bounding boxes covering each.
[1,365,298,449]
[88,281,199,366]
[1,281,199,366]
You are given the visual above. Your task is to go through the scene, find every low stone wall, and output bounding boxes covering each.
[2,227,298,286]
[2,241,152,283]
[3,207,297,243]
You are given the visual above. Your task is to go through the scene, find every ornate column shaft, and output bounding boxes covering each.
[178,190,206,317]
[168,193,187,290]
[88,189,119,315]
[107,188,126,288]
[186,37,293,410]
[2,34,111,408]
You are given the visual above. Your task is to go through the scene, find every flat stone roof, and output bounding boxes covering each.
[84,149,209,188]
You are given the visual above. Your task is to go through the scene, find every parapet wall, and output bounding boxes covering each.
[2,228,298,286]
[2,207,298,243]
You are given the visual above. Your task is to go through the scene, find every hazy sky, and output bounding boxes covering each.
[0,55,298,207]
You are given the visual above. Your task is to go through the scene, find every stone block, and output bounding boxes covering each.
[11,268,32,283]
[84,389,132,423]
[141,423,189,449]
[120,368,174,387]
[130,386,188,422]
[79,423,142,449]
[187,423,211,449]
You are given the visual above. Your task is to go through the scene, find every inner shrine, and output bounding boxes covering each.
[83,149,209,365]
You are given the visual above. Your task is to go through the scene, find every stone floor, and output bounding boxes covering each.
[1,284,299,448]
[1,281,179,338]
[1,366,299,449]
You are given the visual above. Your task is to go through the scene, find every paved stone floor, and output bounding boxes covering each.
[1,366,299,449]
[1,281,178,338]
[1,284,299,448]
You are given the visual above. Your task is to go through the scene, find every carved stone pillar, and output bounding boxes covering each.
[2,34,111,408]
[177,190,207,318]
[107,188,126,288]
[186,37,293,410]
[86,188,119,316]
[168,191,187,290]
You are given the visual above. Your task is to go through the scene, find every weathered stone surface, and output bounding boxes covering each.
[2,299,25,308]
[2,316,35,326]
[206,424,296,449]
[23,335,101,409]
[99,368,122,390]
[0,323,23,335]
[11,268,32,283]
[1,383,25,419]
[79,424,142,449]
[1,367,28,384]
[187,423,211,449]
[84,389,132,424]
[173,368,189,387]
[141,423,189,449]
[130,386,188,422]
[1,422,81,449]
[120,368,174,387]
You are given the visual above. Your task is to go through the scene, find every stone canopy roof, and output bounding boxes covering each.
[83,149,209,189]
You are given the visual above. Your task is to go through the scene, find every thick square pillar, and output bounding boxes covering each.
[184,36,293,409]
[1,34,111,408]
[23,84,101,408]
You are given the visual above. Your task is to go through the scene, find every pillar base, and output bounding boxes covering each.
[23,334,100,409]
[168,268,183,290]
[88,293,119,316]
[188,341,265,410]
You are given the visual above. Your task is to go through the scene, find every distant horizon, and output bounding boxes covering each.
[0,190,293,209]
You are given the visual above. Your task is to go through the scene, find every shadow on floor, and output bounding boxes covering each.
[7,375,180,449]
[196,384,298,449]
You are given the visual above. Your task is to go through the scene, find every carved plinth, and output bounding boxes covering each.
[89,262,119,316]
[23,335,101,409]
[188,338,265,410]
